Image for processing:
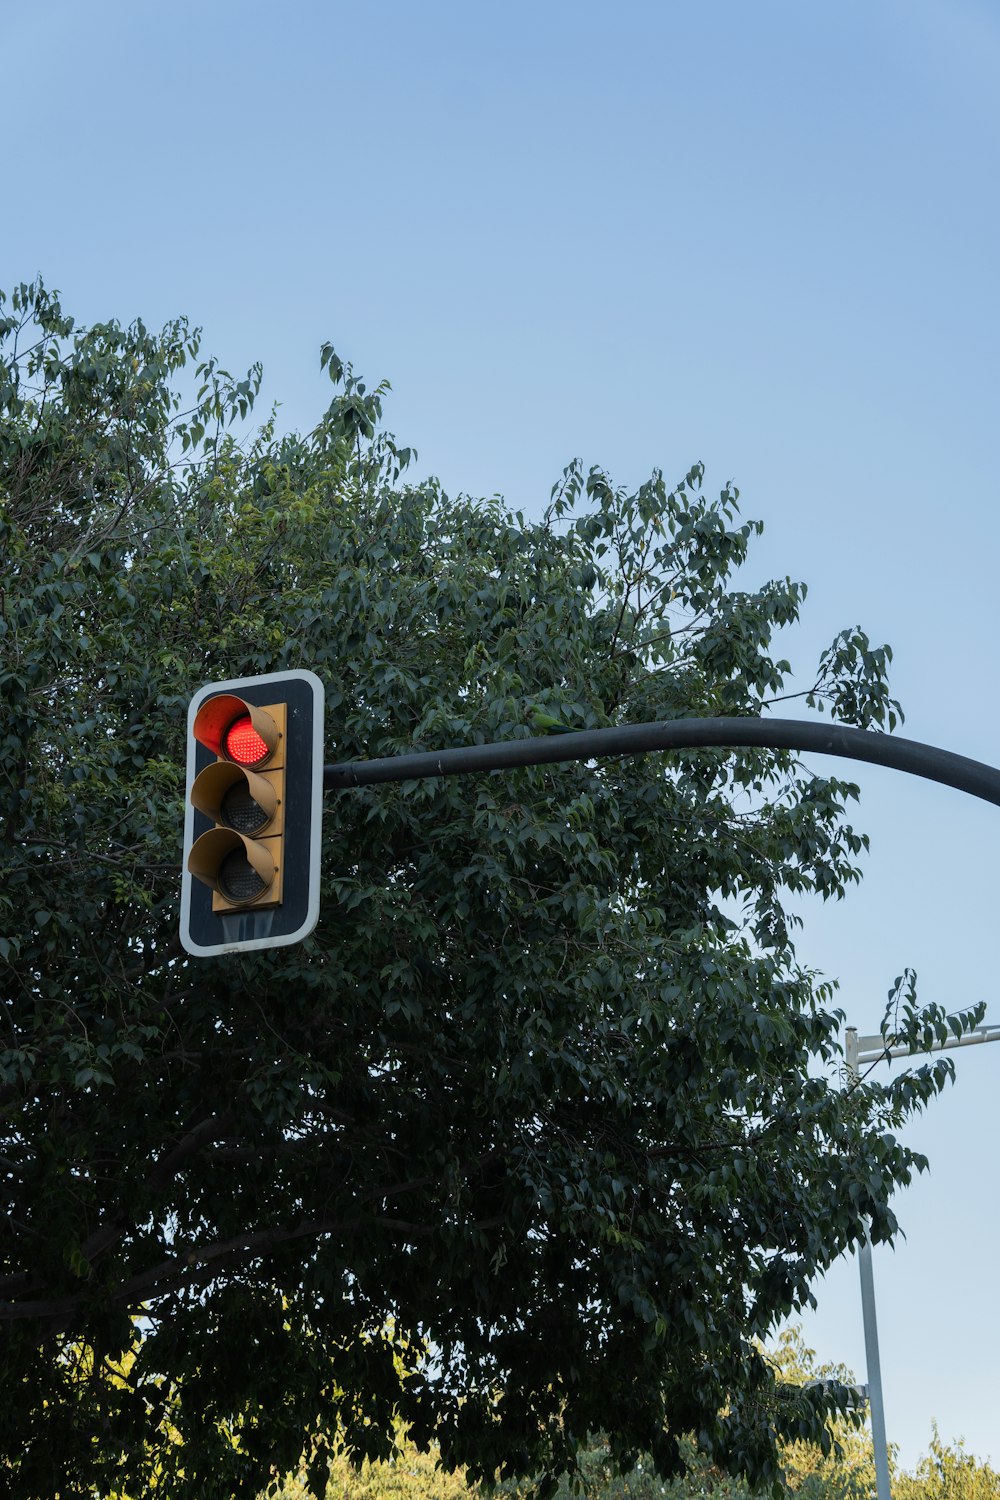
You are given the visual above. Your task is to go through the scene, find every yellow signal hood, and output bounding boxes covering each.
[192,694,280,766]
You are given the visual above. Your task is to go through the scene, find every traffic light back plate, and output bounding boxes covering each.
[180,669,324,956]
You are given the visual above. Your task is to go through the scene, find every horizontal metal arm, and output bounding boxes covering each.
[857,1026,1000,1065]
[323,716,1000,808]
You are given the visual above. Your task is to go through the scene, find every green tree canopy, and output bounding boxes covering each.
[0,279,983,1499]
[470,1332,1000,1500]
[894,1428,1000,1500]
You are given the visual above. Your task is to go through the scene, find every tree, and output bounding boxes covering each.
[457,1332,1000,1500]
[894,1428,1000,1500]
[0,278,984,1500]
[479,1327,871,1500]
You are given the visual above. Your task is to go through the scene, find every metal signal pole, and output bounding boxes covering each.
[844,1021,1000,1500]
[323,715,1000,804]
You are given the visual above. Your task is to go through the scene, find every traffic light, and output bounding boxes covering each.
[180,669,324,956]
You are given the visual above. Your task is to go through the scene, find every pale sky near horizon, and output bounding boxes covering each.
[6,0,999,1473]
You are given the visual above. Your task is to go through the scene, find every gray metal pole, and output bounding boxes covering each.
[323,715,1000,807]
[846,1026,893,1500]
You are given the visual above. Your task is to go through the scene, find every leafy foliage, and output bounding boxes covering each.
[268,1332,1000,1499]
[894,1428,1000,1500]
[0,279,984,1499]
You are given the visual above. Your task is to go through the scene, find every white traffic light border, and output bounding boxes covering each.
[180,669,324,957]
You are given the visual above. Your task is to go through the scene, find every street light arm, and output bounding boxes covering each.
[855,1025,1000,1066]
[324,716,1000,808]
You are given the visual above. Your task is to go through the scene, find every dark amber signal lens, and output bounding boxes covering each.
[220,782,269,834]
[218,848,269,903]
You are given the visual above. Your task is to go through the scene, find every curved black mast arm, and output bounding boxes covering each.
[323,717,1000,809]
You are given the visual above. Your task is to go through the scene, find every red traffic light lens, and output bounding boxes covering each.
[225,714,270,767]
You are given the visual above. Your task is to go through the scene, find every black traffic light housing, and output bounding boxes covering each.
[180,669,324,956]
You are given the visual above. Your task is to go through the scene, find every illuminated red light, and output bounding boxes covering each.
[225,714,270,767]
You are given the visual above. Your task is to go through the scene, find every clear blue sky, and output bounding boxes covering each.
[7,0,999,1472]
